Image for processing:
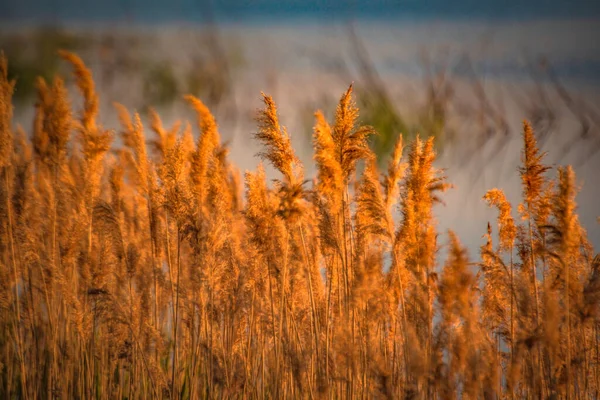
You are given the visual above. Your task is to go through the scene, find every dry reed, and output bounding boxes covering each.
[0,51,597,400]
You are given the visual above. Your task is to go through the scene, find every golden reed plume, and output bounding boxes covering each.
[0,51,596,400]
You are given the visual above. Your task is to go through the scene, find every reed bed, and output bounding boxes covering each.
[0,51,598,399]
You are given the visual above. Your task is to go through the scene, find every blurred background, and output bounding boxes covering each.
[1,0,599,250]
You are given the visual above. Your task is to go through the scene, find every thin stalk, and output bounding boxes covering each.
[526,212,544,397]
[148,195,159,356]
[299,226,320,368]
[325,255,333,391]
[267,261,278,380]
[171,224,182,397]
[595,323,599,399]
[165,210,177,396]
[510,249,515,399]
[341,192,350,317]
[565,257,572,400]
[4,168,28,399]
[50,161,59,394]
[244,289,256,396]
[277,229,290,396]
[393,248,410,385]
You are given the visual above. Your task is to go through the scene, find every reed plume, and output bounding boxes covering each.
[519,121,551,396]
[0,52,14,168]
[0,51,597,400]
[255,92,301,186]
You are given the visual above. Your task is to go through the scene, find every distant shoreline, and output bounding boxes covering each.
[2,13,600,27]
[3,0,600,23]
[2,18,599,84]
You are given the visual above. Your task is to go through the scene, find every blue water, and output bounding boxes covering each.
[2,0,600,23]
[1,0,599,83]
